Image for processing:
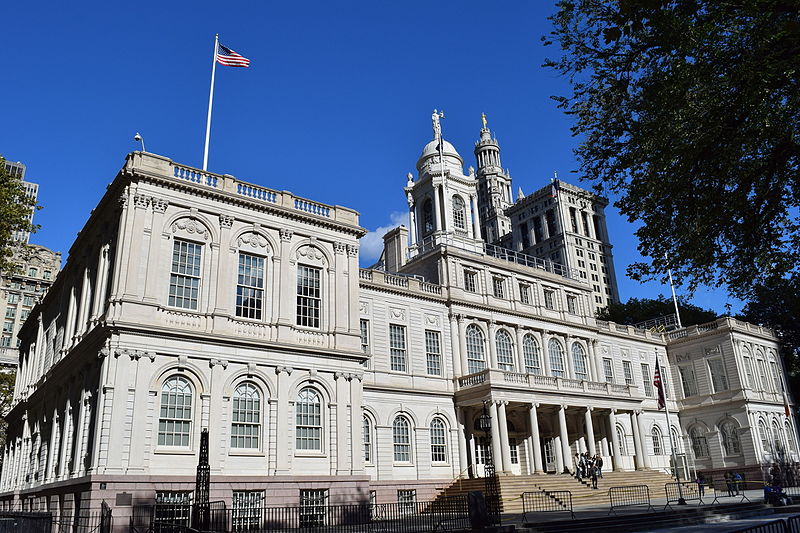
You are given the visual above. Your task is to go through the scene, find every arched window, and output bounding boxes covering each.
[393,415,412,463]
[670,427,682,454]
[363,415,373,463]
[423,199,434,234]
[720,421,741,456]
[571,343,588,380]
[495,330,515,371]
[522,334,541,375]
[773,420,786,457]
[466,325,486,374]
[548,339,565,378]
[759,419,772,457]
[452,196,466,231]
[159,376,193,447]
[231,382,261,449]
[615,426,627,455]
[786,421,796,455]
[689,426,709,458]
[430,418,448,463]
[296,387,322,451]
[651,426,664,455]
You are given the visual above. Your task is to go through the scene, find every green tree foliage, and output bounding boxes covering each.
[739,278,800,395]
[0,156,38,272]
[0,370,15,468]
[597,295,717,327]
[544,1,800,299]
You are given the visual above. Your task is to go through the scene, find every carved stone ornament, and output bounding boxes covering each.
[219,214,234,228]
[390,307,406,321]
[118,192,130,209]
[133,194,151,210]
[152,198,169,213]
[238,232,270,251]
[359,301,369,316]
[210,358,229,369]
[279,228,293,242]
[171,217,210,241]
[296,245,325,263]
[347,244,359,257]
[704,346,721,356]
[425,314,441,327]
[334,242,347,255]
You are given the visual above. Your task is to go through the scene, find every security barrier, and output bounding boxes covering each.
[607,485,654,515]
[664,481,705,510]
[521,491,574,522]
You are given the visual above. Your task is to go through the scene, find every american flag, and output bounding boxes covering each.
[216,43,250,67]
[551,178,560,199]
[653,356,666,410]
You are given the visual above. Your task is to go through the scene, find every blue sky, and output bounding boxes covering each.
[1,1,741,315]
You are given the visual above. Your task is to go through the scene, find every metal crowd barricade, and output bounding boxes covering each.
[730,518,789,533]
[663,481,705,510]
[607,485,654,515]
[787,515,800,533]
[710,478,752,505]
[521,490,575,522]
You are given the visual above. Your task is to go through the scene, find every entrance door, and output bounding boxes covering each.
[543,438,556,473]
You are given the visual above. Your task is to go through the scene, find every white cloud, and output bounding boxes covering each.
[360,211,407,265]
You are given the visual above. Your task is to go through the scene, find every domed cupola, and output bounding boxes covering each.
[416,138,465,176]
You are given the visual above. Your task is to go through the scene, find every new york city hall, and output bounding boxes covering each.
[0,115,794,521]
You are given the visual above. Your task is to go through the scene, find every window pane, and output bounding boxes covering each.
[296,387,322,451]
[169,240,202,309]
[159,376,193,447]
[425,330,442,376]
[296,266,321,328]
[466,325,486,374]
[390,324,407,372]
[236,254,265,319]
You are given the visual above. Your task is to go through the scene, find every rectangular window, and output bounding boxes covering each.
[43,271,51,280]
[236,253,265,319]
[708,358,729,392]
[519,284,531,305]
[2,322,12,334]
[20,310,29,321]
[6,294,18,305]
[4,307,15,319]
[679,365,698,397]
[360,319,370,354]
[770,361,783,392]
[641,364,653,396]
[543,289,555,310]
[296,265,321,328]
[566,295,577,315]
[397,490,416,513]
[622,361,634,385]
[464,270,477,293]
[389,324,407,372]
[425,330,442,376]
[0,336,10,347]
[232,491,264,530]
[22,295,33,307]
[169,239,202,310]
[743,357,755,388]
[602,358,614,383]
[492,277,505,299]
[299,490,328,528]
[510,438,519,464]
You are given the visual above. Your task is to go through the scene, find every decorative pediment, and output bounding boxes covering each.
[171,217,210,241]
[296,244,326,265]
[238,232,272,253]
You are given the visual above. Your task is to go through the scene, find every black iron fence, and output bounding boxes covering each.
[521,491,574,522]
[139,496,471,533]
[0,505,111,533]
[708,478,752,505]
[730,515,800,533]
[664,481,705,509]
[607,485,654,515]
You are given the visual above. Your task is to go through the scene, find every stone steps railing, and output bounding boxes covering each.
[456,368,635,397]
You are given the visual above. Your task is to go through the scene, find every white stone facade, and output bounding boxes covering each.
[0,127,795,521]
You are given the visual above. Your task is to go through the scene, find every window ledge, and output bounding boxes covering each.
[154,448,195,455]
[228,450,266,457]
[294,452,327,458]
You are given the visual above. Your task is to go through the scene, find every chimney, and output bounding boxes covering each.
[382,226,408,273]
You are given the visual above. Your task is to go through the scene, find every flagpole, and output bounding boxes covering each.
[202,34,219,171]
[665,253,683,328]
[657,349,686,504]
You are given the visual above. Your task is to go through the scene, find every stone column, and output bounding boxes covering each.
[497,401,512,473]
[608,410,621,472]
[636,412,651,468]
[456,407,469,477]
[515,327,526,373]
[488,402,503,473]
[585,408,597,456]
[449,314,462,377]
[554,435,564,473]
[275,366,292,475]
[541,331,551,376]
[528,403,544,473]
[630,411,644,470]
[408,205,417,246]
[433,185,442,232]
[349,374,364,474]
[487,322,498,369]
[457,317,469,375]
[558,405,571,473]
[589,340,601,382]
[334,372,350,475]
[565,335,575,379]
[470,195,481,240]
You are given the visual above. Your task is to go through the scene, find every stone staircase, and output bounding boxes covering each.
[437,470,677,513]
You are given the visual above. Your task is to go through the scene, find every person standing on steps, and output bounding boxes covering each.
[595,455,604,478]
[591,464,599,489]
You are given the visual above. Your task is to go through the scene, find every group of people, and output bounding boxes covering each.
[574,452,604,489]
